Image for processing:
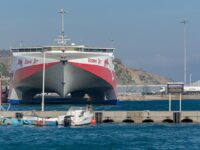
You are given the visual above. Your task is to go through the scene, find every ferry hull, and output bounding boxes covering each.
[8,55,117,104]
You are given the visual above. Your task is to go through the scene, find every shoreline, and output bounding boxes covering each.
[118,94,200,101]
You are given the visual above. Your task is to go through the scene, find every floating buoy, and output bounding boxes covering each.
[7,122,11,125]
[91,119,96,125]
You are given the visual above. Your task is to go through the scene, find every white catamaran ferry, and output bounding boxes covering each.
[8,9,117,104]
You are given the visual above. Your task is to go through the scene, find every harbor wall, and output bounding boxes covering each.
[1,111,200,123]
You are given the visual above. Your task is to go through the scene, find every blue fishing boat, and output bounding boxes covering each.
[3,118,23,126]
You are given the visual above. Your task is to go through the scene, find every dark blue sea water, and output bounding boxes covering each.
[1,123,200,150]
[8,99,200,111]
[2,100,200,150]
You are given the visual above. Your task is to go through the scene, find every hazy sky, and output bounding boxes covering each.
[0,0,200,82]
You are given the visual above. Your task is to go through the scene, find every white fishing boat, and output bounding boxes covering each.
[22,115,39,125]
[58,106,94,126]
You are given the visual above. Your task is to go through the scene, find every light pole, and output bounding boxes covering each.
[19,40,23,48]
[0,72,2,110]
[180,19,188,84]
[190,73,192,86]
[41,48,46,112]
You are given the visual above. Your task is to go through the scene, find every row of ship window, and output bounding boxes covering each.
[12,48,113,53]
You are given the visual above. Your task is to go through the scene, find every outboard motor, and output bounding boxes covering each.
[64,116,72,127]
[15,113,23,119]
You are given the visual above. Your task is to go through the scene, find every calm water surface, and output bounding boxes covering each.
[8,99,200,111]
[1,100,200,150]
[0,124,200,150]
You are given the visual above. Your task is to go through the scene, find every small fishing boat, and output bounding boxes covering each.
[0,115,4,125]
[62,106,94,126]
[3,118,23,126]
[22,116,57,126]
[22,116,39,125]
[42,118,58,126]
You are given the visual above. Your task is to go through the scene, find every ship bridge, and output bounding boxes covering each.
[11,46,114,54]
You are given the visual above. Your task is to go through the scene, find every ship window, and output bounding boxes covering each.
[36,48,42,52]
[12,49,18,52]
[83,48,113,53]
[19,49,25,52]
[107,49,113,52]
[74,48,83,51]
[31,49,36,52]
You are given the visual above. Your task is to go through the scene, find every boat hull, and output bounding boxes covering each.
[63,107,94,126]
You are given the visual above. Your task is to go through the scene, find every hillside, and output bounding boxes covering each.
[0,63,8,76]
[114,58,172,85]
[0,50,12,76]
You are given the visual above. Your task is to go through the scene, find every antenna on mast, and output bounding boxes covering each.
[59,9,65,44]
[56,9,70,45]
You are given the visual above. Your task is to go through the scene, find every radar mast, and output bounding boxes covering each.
[56,9,70,45]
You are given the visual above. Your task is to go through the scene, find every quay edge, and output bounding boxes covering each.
[0,111,200,123]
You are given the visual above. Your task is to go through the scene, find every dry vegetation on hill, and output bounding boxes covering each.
[114,58,172,85]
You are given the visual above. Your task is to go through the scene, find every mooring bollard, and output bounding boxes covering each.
[95,112,102,123]
[173,112,181,123]
[15,112,23,119]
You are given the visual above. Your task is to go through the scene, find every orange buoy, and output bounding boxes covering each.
[91,119,96,125]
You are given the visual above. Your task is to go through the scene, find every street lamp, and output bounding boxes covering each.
[190,73,192,86]
[0,72,2,110]
[180,19,188,84]
[19,40,23,48]
[41,48,46,112]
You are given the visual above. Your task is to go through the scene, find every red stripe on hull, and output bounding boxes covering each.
[14,62,59,83]
[69,62,117,89]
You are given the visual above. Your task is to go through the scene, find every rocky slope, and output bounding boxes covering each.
[114,58,172,85]
[0,50,12,76]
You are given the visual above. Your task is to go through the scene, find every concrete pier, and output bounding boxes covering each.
[95,111,197,123]
[0,110,200,123]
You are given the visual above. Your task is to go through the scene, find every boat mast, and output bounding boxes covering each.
[55,9,70,45]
